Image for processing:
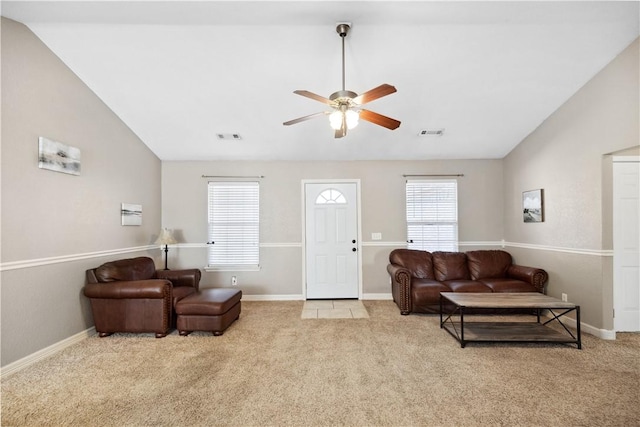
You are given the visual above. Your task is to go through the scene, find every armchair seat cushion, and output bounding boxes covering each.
[172,285,198,308]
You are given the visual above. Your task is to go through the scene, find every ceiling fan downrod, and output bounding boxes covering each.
[330,24,356,103]
[337,23,349,92]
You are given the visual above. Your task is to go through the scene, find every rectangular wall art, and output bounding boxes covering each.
[121,203,142,226]
[38,137,81,175]
[522,189,544,223]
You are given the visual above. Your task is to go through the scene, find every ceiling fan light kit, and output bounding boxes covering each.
[283,23,401,138]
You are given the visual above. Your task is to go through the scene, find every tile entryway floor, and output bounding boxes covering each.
[302,300,369,319]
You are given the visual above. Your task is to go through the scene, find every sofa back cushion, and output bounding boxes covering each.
[432,251,470,281]
[95,257,156,282]
[466,250,512,280]
[389,249,435,279]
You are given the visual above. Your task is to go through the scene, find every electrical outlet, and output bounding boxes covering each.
[561,293,568,302]
[231,276,238,286]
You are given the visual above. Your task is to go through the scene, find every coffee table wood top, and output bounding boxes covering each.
[440,292,576,309]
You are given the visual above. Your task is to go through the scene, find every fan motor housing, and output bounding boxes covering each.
[330,90,357,103]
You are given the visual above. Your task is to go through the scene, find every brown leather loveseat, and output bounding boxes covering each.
[387,249,548,314]
[84,257,201,337]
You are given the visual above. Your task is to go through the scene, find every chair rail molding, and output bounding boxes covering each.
[503,241,613,257]
[0,245,158,271]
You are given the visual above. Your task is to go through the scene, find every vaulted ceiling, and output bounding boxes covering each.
[3,1,639,161]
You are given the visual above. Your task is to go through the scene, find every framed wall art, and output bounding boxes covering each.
[121,203,142,226]
[522,189,544,223]
[38,137,81,175]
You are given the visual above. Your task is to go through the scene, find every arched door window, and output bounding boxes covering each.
[315,188,347,204]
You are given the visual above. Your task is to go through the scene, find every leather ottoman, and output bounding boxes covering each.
[175,288,242,336]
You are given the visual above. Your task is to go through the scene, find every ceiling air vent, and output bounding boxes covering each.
[216,133,242,140]
[418,128,445,137]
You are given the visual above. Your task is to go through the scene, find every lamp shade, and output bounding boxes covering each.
[155,228,177,245]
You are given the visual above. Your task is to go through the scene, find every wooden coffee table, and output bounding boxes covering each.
[439,292,581,349]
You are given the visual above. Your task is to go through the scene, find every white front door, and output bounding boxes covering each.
[613,158,640,332]
[305,182,359,299]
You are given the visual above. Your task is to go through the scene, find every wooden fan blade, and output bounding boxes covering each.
[352,84,397,105]
[360,109,401,130]
[283,111,327,126]
[294,90,334,105]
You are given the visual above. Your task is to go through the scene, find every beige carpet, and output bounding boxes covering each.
[2,301,639,426]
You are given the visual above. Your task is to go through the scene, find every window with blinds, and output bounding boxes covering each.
[207,181,259,269]
[406,179,458,252]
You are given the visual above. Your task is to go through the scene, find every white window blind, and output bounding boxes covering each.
[406,179,458,252]
[208,181,259,268]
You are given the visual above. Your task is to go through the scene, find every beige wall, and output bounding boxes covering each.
[0,18,162,366]
[503,38,639,330]
[161,160,504,296]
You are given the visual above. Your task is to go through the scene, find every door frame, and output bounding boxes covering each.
[612,156,640,332]
[301,179,363,300]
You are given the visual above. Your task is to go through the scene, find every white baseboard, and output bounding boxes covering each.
[543,312,616,340]
[241,294,394,301]
[1,327,97,379]
[242,294,304,301]
[362,293,393,300]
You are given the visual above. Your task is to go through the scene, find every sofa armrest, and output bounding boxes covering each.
[387,264,412,315]
[157,269,201,291]
[506,265,548,293]
[84,279,172,299]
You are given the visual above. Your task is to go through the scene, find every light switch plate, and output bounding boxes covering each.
[371,232,382,240]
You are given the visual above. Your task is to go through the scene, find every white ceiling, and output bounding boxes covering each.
[2,1,639,161]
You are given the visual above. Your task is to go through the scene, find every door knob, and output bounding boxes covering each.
[352,239,356,244]
[352,248,357,252]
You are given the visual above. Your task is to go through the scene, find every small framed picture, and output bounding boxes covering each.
[523,189,544,223]
[38,137,81,175]
[121,203,142,226]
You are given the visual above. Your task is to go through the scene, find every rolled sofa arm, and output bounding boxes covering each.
[157,269,201,291]
[84,280,172,299]
[507,265,549,293]
[387,264,412,315]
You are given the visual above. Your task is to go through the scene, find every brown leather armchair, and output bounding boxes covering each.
[84,257,201,338]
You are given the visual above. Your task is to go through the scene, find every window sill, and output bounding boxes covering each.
[204,265,261,272]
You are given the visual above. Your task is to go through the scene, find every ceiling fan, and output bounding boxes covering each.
[283,23,401,138]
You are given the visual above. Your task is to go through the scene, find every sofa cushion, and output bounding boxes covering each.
[443,280,492,293]
[432,252,470,281]
[95,257,156,282]
[389,249,435,279]
[479,278,537,293]
[466,250,512,280]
